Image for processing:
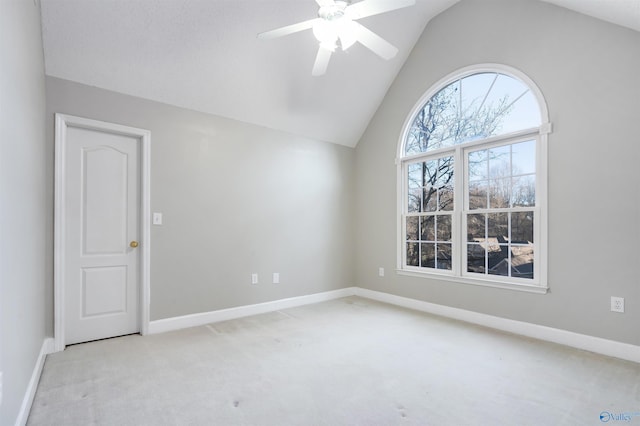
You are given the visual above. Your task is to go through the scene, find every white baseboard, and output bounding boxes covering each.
[354,287,640,364]
[15,337,54,426]
[148,287,357,335]
[148,285,639,363]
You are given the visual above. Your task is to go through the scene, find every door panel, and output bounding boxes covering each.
[83,146,128,255]
[82,266,128,317]
[64,125,140,345]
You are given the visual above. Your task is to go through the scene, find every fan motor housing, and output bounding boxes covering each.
[318,1,350,21]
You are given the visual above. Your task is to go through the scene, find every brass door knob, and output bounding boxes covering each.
[130,241,139,248]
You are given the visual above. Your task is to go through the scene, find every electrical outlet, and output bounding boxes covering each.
[251,273,258,285]
[378,267,385,277]
[273,273,280,284]
[611,296,624,313]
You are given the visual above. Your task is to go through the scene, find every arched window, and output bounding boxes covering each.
[397,65,550,292]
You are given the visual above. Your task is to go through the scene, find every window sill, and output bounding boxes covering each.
[396,269,549,294]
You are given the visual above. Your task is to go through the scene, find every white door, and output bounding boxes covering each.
[61,119,142,345]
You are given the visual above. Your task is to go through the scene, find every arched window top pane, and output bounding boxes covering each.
[404,72,541,155]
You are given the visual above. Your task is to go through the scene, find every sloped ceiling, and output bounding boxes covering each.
[40,0,640,148]
[540,0,640,33]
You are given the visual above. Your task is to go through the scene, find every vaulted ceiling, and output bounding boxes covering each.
[40,0,640,148]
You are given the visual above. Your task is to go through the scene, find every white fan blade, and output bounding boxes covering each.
[315,0,335,6]
[258,18,321,40]
[346,0,415,20]
[352,22,398,60]
[312,46,333,76]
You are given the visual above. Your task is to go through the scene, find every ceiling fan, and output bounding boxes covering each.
[258,0,416,76]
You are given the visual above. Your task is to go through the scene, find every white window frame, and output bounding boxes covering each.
[396,64,551,294]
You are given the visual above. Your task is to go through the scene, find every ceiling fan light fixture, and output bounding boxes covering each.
[257,0,416,76]
[312,19,338,46]
[319,41,337,52]
[313,15,357,51]
[338,20,357,50]
[313,0,358,51]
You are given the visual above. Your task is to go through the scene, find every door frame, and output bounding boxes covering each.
[54,113,151,352]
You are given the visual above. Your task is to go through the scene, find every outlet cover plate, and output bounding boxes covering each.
[611,296,624,313]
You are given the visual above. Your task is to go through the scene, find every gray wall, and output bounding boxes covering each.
[46,77,355,322]
[0,1,49,424]
[355,0,640,345]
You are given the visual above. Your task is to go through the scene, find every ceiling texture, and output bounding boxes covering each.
[40,0,640,148]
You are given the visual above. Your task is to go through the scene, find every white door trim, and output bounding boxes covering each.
[54,113,151,352]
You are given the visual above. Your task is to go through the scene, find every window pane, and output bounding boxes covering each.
[467,243,485,273]
[439,185,454,211]
[424,160,438,185]
[421,216,435,241]
[408,163,422,189]
[437,215,452,241]
[468,181,487,210]
[421,243,435,268]
[469,150,488,181]
[408,189,421,213]
[489,145,510,179]
[485,75,541,133]
[512,140,535,175]
[511,212,534,243]
[487,213,508,242]
[437,243,452,270]
[406,216,419,241]
[487,210,508,276]
[460,73,495,107]
[423,187,437,212]
[512,175,535,207]
[404,73,541,155]
[512,245,534,279]
[488,252,510,277]
[406,243,419,266]
[405,132,421,156]
[501,91,541,134]
[467,213,485,242]
[489,178,510,208]
[436,157,454,186]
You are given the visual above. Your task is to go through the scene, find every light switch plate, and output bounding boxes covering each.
[152,212,163,225]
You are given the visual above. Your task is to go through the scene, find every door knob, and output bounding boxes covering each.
[130,241,139,248]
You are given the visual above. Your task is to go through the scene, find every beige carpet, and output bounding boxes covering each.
[28,296,640,425]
